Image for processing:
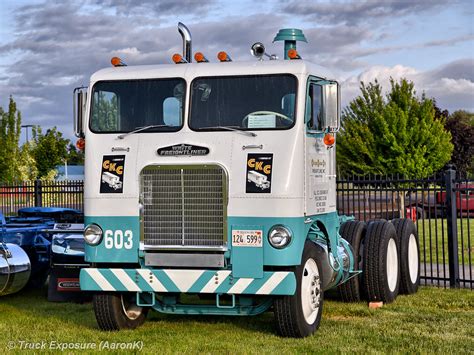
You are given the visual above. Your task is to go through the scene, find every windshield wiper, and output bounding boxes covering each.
[117,125,175,139]
[199,126,257,137]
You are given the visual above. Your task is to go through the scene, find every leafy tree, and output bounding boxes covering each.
[31,126,69,178]
[445,110,474,177]
[66,143,84,165]
[0,97,22,182]
[337,78,453,178]
[17,142,38,180]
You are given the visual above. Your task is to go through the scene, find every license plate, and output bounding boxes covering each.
[232,230,263,247]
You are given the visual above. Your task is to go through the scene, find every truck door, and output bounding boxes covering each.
[304,78,337,216]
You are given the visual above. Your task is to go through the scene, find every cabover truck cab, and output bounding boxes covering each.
[77,24,420,337]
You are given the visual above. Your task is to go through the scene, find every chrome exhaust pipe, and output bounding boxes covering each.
[178,22,192,63]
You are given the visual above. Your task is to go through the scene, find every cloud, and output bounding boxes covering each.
[91,0,217,16]
[282,0,447,26]
[0,0,472,142]
[341,59,474,112]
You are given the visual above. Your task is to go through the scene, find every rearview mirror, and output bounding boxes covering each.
[321,82,340,132]
[73,86,87,137]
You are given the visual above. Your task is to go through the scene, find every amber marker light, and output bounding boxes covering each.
[76,138,85,151]
[323,133,335,146]
[172,53,187,64]
[194,52,209,63]
[111,57,126,67]
[287,49,300,59]
[217,51,232,62]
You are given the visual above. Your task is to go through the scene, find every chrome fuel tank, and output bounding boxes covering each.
[0,243,31,296]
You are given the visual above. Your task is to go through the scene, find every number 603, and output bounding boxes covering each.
[104,230,133,249]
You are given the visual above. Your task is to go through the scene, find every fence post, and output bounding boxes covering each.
[34,179,42,207]
[444,166,459,288]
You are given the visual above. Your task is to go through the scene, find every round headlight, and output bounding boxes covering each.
[268,225,292,249]
[84,224,103,246]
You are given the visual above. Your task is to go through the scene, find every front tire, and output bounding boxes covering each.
[274,241,323,338]
[93,293,148,330]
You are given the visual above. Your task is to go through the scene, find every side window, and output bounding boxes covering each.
[91,91,119,132]
[163,97,181,126]
[307,83,323,131]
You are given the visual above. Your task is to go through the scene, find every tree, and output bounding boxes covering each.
[337,78,453,178]
[66,143,84,165]
[0,96,22,182]
[31,126,69,178]
[445,110,474,177]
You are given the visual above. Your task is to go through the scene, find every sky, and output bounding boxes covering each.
[0,0,473,142]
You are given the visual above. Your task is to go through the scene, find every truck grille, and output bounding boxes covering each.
[140,165,227,248]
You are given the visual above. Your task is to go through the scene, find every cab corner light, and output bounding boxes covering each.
[287,49,301,60]
[172,53,187,64]
[217,51,232,62]
[76,138,85,151]
[194,52,209,63]
[323,133,335,146]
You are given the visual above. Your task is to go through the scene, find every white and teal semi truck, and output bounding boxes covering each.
[77,24,420,337]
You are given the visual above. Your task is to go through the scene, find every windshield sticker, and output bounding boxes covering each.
[246,153,273,193]
[157,144,210,156]
[247,115,276,129]
[100,155,125,193]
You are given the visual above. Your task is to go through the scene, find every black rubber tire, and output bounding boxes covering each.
[274,241,324,338]
[337,221,367,302]
[93,293,148,330]
[391,218,420,295]
[363,220,400,303]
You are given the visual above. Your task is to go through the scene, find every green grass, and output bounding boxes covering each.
[417,218,473,265]
[1,287,473,353]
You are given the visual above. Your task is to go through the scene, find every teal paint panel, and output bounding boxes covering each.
[269,274,297,295]
[79,269,100,291]
[154,270,180,292]
[188,271,215,293]
[231,225,263,278]
[84,216,140,263]
[227,217,306,266]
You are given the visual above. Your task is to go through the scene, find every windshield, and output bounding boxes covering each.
[90,78,185,133]
[189,74,297,131]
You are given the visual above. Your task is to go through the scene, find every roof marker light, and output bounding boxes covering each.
[172,53,188,64]
[287,49,301,60]
[217,51,232,62]
[111,57,127,67]
[194,52,209,63]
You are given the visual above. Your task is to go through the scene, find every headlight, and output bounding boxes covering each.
[268,225,292,249]
[84,224,103,246]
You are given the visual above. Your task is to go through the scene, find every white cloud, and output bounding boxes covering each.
[341,61,474,112]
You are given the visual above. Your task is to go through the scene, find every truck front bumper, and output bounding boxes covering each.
[80,268,296,296]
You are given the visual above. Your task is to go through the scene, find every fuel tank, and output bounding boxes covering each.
[0,243,31,296]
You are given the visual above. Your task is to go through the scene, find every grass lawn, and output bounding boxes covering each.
[0,287,473,353]
[417,218,473,265]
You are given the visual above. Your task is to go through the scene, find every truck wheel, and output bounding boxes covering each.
[274,241,323,338]
[391,218,420,294]
[338,221,366,302]
[363,221,400,303]
[93,293,148,330]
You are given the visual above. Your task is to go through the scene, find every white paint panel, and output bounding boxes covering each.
[227,278,254,294]
[164,270,205,292]
[200,271,231,293]
[111,269,141,292]
[136,269,167,292]
[86,269,115,291]
[256,272,289,295]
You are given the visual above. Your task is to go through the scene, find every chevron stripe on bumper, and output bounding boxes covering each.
[80,268,296,295]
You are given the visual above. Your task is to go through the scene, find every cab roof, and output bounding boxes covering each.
[90,60,335,83]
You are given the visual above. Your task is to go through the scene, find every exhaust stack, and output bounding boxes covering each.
[178,22,192,63]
